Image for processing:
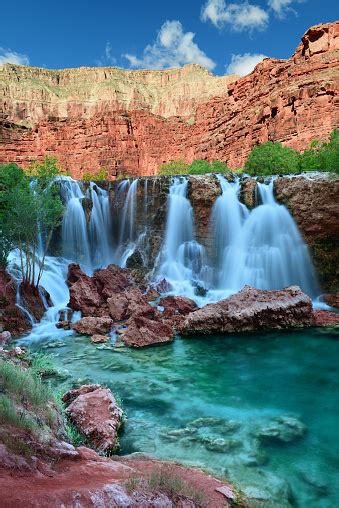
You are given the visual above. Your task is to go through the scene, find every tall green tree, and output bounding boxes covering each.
[0,161,63,287]
[244,141,300,176]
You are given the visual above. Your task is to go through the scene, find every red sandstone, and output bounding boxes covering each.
[0,22,338,177]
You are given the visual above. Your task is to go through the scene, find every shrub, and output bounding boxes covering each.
[158,159,230,175]
[244,141,300,175]
[25,156,70,177]
[83,168,109,181]
[158,160,190,175]
[188,159,212,174]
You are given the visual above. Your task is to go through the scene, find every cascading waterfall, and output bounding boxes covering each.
[9,173,324,343]
[212,177,319,298]
[156,177,208,298]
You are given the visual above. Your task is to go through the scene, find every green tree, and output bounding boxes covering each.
[82,167,109,181]
[299,130,339,174]
[244,141,300,175]
[26,156,70,178]
[158,160,190,175]
[0,163,63,286]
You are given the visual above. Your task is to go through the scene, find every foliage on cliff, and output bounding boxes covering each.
[244,130,339,176]
[158,159,230,175]
[0,162,63,286]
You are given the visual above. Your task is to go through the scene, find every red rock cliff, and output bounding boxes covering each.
[0,22,338,178]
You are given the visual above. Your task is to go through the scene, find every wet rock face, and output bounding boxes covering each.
[0,270,31,336]
[274,174,339,293]
[0,22,337,176]
[62,384,123,453]
[180,285,314,336]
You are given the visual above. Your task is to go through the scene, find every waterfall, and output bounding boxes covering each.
[156,177,208,298]
[8,173,324,344]
[61,178,92,270]
[213,177,320,298]
[88,182,113,269]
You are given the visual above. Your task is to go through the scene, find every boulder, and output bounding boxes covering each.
[62,384,123,453]
[320,293,339,309]
[180,285,314,335]
[68,269,103,317]
[93,264,134,299]
[91,334,110,344]
[121,314,174,348]
[159,296,197,318]
[71,316,113,336]
[107,288,151,322]
[313,310,339,327]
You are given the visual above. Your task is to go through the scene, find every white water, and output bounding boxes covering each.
[156,177,209,299]
[211,177,319,299]
[8,174,323,343]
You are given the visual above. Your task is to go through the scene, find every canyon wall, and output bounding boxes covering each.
[0,22,338,177]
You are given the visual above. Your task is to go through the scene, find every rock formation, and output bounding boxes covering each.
[62,384,123,453]
[180,285,314,336]
[0,22,338,177]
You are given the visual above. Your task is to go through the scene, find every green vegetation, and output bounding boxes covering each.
[299,129,339,174]
[25,156,70,178]
[0,160,63,285]
[0,355,62,456]
[244,141,300,176]
[245,129,339,176]
[158,130,338,176]
[148,465,207,505]
[158,159,230,175]
[83,167,109,181]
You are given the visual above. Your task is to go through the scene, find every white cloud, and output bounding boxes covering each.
[267,0,301,18]
[201,0,269,32]
[226,52,267,76]
[96,42,116,66]
[123,20,216,71]
[0,48,29,65]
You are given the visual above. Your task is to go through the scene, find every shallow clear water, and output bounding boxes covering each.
[27,328,339,507]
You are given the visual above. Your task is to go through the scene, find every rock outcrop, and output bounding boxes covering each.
[180,285,314,336]
[0,22,337,176]
[0,269,31,336]
[274,173,339,293]
[63,384,123,453]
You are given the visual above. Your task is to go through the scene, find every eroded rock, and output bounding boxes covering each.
[181,285,314,335]
[63,384,123,453]
[71,316,113,335]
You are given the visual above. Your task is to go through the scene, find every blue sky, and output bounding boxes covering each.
[0,0,337,75]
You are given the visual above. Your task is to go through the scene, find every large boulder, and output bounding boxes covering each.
[62,384,123,453]
[107,288,151,321]
[71,316,113,335]
[121,314,174,348]
[180,285,314,335]
[159,295,198,330]
[67,264,103,316]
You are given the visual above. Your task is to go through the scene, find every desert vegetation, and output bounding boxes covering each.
[157,130,339,176]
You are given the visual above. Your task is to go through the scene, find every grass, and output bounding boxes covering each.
[0,358,51,407]
[0,394,36,431]
[148,465,207,505]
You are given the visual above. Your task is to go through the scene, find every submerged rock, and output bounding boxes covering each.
[257,416,307,444]
[62,384,123,453]
[180,285,314,335]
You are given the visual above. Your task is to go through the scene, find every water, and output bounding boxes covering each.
[156,177,208,299]
[26,327,339,507]
[206,177,320,302]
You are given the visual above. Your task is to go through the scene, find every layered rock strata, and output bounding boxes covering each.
[0,22,338,177]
